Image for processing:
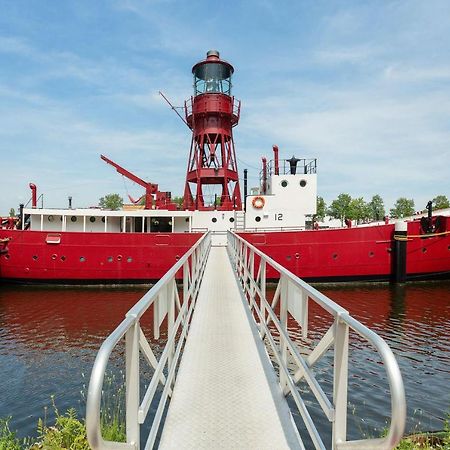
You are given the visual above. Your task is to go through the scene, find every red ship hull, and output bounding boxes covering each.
[1,219,449,284]
[0,230,202,284]
[239,219,450,282]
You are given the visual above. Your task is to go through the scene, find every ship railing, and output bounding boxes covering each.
[86,232,211,450]
[240,226,307,232]
[227,231,406,450]
[263,158,317,177]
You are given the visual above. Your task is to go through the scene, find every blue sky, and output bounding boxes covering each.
[1,0,449,214]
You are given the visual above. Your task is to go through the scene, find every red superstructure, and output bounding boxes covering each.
[183,50,242,211]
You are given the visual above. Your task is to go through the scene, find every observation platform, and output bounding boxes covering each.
[158,246,299,449]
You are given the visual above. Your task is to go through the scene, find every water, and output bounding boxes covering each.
[0,282,449,441]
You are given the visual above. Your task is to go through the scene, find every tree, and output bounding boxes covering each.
[328,193,352,226]
[9,208,16,217]
[348,197,370,223]
[390,197,415,219]
[99,194,123,210]
[368,194,385,221]
[432,195,450,210]
[315,196,327,222]
[172,196,184,208]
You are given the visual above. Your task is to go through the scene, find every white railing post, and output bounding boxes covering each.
[125,321,140,448]
[332,316,349,449]
[249,250,255,307]
[168,281,175,376]
[260,260,266,338]
[279,275,289,391]
[183,261,190,323]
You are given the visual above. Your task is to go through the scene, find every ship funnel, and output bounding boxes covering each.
[29,183,37,208]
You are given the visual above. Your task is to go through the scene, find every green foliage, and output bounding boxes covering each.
[328,193,352,226]
[172,196,184,207]
[31,408,89,450]
[315,196,327,221]
[8,208,16,218]
[100,372,126,443]
[347,197,370,223]
[390,198,415,219]
[98,194,123,211]
[368,194,386,221]
[432,195,450,210]
[0,417,22,450]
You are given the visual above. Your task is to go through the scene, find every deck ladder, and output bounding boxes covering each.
[86,230,406,449]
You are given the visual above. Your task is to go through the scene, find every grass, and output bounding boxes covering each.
[0,389,126,450]
[0,417,23,450]
[395,431,450,449]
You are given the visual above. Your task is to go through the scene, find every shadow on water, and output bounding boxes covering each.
[0,281,449,442]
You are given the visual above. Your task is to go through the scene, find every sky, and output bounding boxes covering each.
[0,0,449,215]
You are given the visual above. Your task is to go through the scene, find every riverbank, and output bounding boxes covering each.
[1,411,448,449]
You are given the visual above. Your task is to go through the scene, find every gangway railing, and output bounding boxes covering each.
[86,232,211,450]
[227,231,406,450]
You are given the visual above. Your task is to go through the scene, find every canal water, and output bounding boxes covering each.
[0,281,449,442]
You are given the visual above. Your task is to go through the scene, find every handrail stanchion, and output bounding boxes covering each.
[332,317,349,449]
[125,322,140,449]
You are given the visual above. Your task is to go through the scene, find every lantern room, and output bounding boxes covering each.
[192,50,234,96]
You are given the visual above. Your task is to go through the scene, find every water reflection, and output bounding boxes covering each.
[0,281,448,441]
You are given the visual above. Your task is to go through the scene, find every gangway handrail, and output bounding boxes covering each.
[227,231,406,450]
[86,232,211,450]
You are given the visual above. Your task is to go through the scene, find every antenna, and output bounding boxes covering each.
[159,91,190,128]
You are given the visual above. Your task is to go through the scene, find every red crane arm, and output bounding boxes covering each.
[100,154,158,194]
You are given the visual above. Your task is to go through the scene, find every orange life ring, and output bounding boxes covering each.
[252,196,265,209]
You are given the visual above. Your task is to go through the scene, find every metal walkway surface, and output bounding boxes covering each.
[158,246,299,449]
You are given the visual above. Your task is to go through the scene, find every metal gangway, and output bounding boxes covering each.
[86,231,406,450]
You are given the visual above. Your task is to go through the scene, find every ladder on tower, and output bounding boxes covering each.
[86,231,406,450]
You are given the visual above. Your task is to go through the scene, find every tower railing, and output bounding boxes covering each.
[227,230,406,450]
[86,232,211,450]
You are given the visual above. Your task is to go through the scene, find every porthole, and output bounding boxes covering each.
[89,217,96,223]
[48,215,54,222]
[107,256,113,263]
[422,247,427,253]
[255,216,261,222]
[32,255,38,261]
[80,256,86,262]
[127,257,133,263]
[295,253,300,259]
[60,255,66,261]
[281,180,288,188]
[101,217,106,223]
[51,254,57,260]
[229,217,235,223]
[212,218,217,223]
[71,216,77,222]
[185,218,189,222]
[369,251,374,258]
[117,255,122,261]
[175,255,180,261]
[5,254,10,260]
[299,179,307,188]
[332,253,338,260]
[286,255,292,261]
